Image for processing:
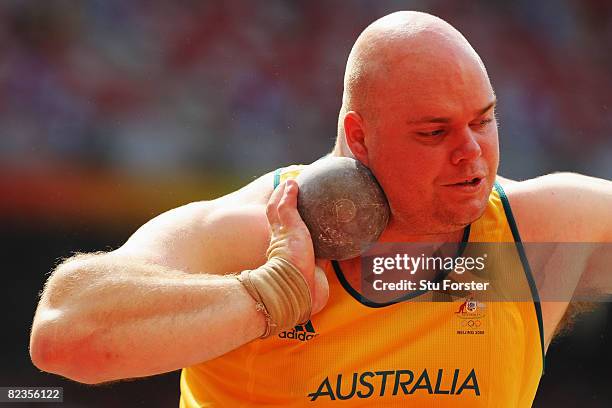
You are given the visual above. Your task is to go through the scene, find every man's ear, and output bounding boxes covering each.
[343,111,369,166]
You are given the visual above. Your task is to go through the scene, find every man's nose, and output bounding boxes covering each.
[450,127,482,165]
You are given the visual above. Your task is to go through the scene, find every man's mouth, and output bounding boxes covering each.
[442,176,485,191]
[454,177,482,186]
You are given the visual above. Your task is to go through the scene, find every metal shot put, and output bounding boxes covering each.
[296,157,389,260]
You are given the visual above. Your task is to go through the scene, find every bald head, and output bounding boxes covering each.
[335,11,490,154]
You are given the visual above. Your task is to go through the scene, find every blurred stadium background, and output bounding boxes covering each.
[1,0,611,407]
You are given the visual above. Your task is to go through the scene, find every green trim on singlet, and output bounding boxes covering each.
[273,168,282,189]
[494,181,546,375]
[331,226,471,308]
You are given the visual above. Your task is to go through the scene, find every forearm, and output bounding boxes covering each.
[30,254,265,384]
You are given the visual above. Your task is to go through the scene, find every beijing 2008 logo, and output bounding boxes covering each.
[455,297,486,334]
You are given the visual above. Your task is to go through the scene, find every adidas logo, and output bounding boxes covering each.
[278,320,318,341]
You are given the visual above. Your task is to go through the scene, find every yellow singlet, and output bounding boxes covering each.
[180,165,544,407]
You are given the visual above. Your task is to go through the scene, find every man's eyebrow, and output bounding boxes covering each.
[477,99,497,116]
[406,99,497,125]
[406,116,451,125]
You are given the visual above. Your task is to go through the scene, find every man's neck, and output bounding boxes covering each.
[336,220,468,285]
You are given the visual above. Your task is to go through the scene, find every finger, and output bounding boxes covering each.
[266,181,286,230]
[277,179,305,229]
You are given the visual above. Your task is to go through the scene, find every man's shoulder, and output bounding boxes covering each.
[117,170,280,273]
[218,169,277,206]
[143,169,277,229]
[159,166,288,237]
[501,172,604,204]
[499,173,611,242]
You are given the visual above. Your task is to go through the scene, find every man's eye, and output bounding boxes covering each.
[417,129,445,137]
[473,118,493,127]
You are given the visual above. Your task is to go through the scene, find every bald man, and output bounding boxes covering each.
[30,11,611,407]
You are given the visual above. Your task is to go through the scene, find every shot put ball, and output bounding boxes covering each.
[295,156,390,260]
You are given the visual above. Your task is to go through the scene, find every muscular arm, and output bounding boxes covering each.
[505,173,612,347]
[30,175,275,384]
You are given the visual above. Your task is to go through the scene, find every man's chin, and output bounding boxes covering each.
[443,198,489,227]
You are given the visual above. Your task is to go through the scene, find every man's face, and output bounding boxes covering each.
[364,50,499,235]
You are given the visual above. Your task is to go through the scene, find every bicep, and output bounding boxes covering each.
[508,173,612,296]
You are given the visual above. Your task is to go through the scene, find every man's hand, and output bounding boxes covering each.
[265,179,329,314]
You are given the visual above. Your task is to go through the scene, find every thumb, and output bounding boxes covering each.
[277,179,305,228]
